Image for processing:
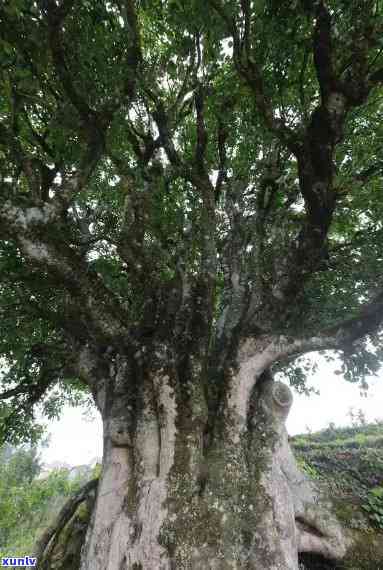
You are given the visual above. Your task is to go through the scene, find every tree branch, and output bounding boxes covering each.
[44,1,98,121]
[313,1,335,101]
[194,85,208,174]
[323,290,383,346]
[0,201,129,343]
[118,0,142,67]
[0,365,55,444]
[260,290,383,366]
[215,116,228,201]
[208,0,302,155]
[0,384,35,401]
[33,477,98,565]
[43,1,109,207]
[151,99,184,169]
[100,0,142,117]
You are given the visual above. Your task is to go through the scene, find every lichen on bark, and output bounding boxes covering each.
[38,359,351,570]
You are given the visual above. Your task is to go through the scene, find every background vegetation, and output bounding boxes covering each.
[0,444,92,559]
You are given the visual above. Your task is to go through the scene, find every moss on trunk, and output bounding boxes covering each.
[39,421,382,569]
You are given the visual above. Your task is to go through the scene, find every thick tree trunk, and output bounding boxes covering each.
[79,346,348,570]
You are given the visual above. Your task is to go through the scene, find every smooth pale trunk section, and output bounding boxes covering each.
[81,373,177,570]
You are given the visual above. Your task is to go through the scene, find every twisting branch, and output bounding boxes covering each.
[238,287,383,376]
[265,5,341,313]
[42,1,110,206]
[33,478,98,566]
[152,99,183,168]
[208,0,302,155]
[257,289,383,367]
[102,0,142,116]
[239,0,381,330]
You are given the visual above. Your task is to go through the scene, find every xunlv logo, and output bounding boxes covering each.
[1,558,36,567]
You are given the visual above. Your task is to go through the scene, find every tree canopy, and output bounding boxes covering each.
[1,0,383,443]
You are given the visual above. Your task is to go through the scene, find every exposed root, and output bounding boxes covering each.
[33,478,98,568]
[263,379,350,565]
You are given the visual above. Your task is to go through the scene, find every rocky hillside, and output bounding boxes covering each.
[293,422,383,569]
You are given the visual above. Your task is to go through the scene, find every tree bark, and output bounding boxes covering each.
[79,345,349,570]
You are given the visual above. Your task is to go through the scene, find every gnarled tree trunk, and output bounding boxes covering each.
[79,340,348,570]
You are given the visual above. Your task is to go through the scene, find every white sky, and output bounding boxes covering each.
[40,355,383,466]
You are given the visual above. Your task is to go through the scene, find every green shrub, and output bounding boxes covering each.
[362,487,383,531]
[0,445,89,557]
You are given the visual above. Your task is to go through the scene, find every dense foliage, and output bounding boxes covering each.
[0,0,383,443]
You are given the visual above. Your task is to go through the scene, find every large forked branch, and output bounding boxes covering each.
[150,91,217,284]
[245,1,378,324]
[209,0,337,326]
[228,289,383,442]
[275,0,383,305]
[212,1,382,326]
[236,287,383,421]
[0,202,129,343]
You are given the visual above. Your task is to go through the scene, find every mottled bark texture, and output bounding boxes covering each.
[76,342,348,570]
